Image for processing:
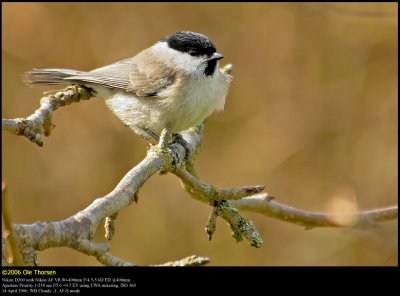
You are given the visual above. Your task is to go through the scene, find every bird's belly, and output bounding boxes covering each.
[169,99,214,132]
[104,93,166,138]
[101,74,227,138]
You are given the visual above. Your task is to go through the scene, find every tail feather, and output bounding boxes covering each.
[23,68,85,86]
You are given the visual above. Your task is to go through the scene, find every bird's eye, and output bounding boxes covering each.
[189,51,197,56]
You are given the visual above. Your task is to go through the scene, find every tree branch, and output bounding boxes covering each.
[231,194,398,229]
[174,168,265,202]
[155,255,210,266]
[2,86,93,146]
[2,182,25,266]
[2,63,397,266]
[9,143,200,266]
[7,119,266,264]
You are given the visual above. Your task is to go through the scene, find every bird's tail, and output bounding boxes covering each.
[23,68,85,86]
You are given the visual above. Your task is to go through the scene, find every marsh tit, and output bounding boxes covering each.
[24,31,232,154]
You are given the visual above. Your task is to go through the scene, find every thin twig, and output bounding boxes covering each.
[155,255,210,266]
[231,194,398,229]
[174,168,264,202]
[215,201,263,248]
[2,86,93,146]
[2,63,397,265]
[2,182,25,266]
[77,239,135,266]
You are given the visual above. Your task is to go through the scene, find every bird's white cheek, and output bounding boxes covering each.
[151,42,202,73]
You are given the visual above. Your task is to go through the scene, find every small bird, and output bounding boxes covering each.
[24,31,232,159]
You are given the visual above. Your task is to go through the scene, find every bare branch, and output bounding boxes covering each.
[155,255,210,266]
[2,182,25,266]
[2,63,397,265]
[11,145,172,265]
[205,207,218,240]
[215,201,263,247]
[2,86,93,146]
[174,168,264,202]
[173,163,265,246]
[231,194,398,229]
[76,239,135,266]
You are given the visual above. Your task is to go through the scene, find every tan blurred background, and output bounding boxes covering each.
[2,2,398,266]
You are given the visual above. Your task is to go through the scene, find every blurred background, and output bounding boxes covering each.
[2,2,398,266]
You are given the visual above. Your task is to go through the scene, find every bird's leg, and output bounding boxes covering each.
[144,129,159,142]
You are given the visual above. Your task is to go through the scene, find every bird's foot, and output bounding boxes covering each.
[171,133,192,162]
[167,145,180,167]
[156,129,192,168]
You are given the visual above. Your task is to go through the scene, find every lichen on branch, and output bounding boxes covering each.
[2,64,397,266]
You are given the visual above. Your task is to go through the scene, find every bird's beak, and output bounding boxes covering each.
[208,53,224,61]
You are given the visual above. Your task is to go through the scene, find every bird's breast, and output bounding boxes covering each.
[161,72,229,131]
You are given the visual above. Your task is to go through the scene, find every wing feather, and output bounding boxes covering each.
[66,52,176,98]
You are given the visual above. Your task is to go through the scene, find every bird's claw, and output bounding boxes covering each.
[157,129,191,169]
[167,145,180,166]
[171,133,192,161]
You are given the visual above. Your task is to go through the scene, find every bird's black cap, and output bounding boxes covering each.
[162,31,217,57]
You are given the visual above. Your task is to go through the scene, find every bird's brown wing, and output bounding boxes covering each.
[126,52,177,97]
[68,52,176,98]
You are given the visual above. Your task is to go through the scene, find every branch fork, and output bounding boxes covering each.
[2,64,397,266]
